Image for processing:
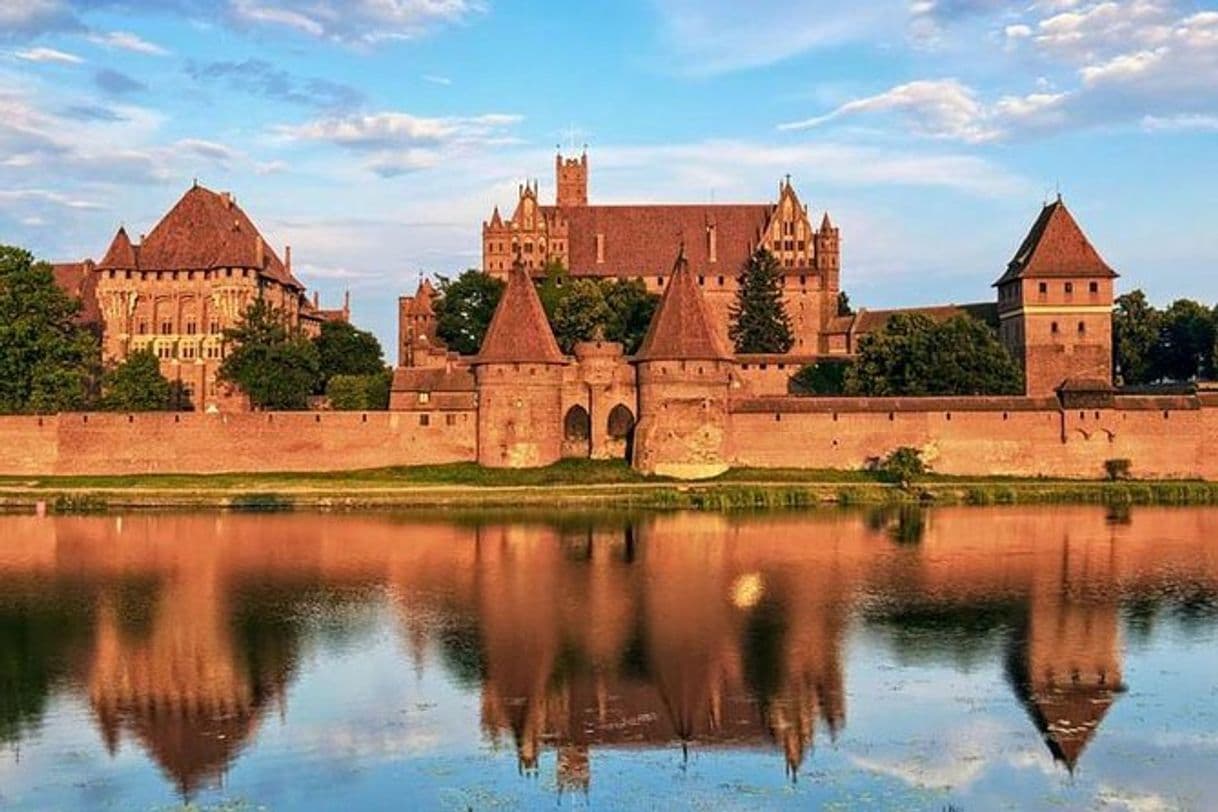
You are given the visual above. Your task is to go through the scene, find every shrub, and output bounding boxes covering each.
[874,447,927,484]
[790,361,849,395]
[1104,458,1132,481]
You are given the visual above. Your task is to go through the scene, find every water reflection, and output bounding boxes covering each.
[1,508,1217,807]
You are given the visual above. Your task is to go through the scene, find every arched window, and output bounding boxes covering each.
[564,405,590,442]
[608,404,635,440]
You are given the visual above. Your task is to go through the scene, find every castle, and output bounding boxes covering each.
[389,157,1126,478]
[52,184,347,411]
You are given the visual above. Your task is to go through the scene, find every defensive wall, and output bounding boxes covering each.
[1,392,1216,479]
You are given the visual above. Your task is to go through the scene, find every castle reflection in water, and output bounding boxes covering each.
[2,508,1217,796]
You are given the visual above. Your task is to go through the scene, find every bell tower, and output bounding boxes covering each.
[556,150,588,208]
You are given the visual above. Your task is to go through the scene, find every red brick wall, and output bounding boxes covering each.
[0,411,476,476]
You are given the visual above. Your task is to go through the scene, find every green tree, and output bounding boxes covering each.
[837,291,853,317]
[844,313,1023,396]
[602,278,659,354]
[551,278,613,353]
[536,259,569,319]
[327,371,391,411]
[1155,299,1214,382]
[791,360,849,395]
[99,350,177,411]
[1112,290,1161,385]
[434,270,505,355]
[219,298,321,410]
[313,320,384,391]
[0,246,100,414]
[729,248,794,354]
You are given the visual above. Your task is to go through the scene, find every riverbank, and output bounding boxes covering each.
[3,460,1218,513]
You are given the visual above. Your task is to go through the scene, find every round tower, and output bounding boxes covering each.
[631,247,734,479]
[471,259,568,468]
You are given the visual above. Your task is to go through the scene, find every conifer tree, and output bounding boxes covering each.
[729,248,794,354]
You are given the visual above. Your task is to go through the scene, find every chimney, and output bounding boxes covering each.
[255,235,264,268]
[343,290,350,318]
[285,245,292,272]
[221,192,232,209]
[312,291,319,308]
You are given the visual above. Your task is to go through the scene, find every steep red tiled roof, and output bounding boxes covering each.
[405,278,436,316]
[115,185,304,289]
[51,260,101,327]
[391,365,476,392]
[474,261,565,364]
[550,204,779,277]
[98,227,138,269]
[849,302,999,334]
[634,247,732,362]
[994,199,1117,286]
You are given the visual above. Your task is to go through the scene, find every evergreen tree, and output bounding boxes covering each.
[313,320,384,391]
[219,299,321,410]
[729,248,794,354]
[99,350,177,411]
[0,246,100,414]
[433,270,505,355]
[837,291,853,316]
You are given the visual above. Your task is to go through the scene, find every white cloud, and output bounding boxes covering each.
[0,188,102,210]
[85,30,169,56]
[1141,114,1218,132]
[229,0,484,44]
[13,46,82,64]
[422,74,452,85]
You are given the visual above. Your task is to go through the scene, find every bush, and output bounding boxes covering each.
[327,372,390,411]
[790,361,849,395]
[873,447,927,484]
[1104,458,1132,481]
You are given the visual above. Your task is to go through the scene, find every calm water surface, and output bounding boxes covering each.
[2,507,1217,810]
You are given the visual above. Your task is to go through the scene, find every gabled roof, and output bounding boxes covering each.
[98,227,138,269]
[474,260,565,365]
[994,198,1117,286]
[108,185,304,290]
[552,203,776,277]
[405,278,436,316]
[634,247,732,362]
[51,260,101,327]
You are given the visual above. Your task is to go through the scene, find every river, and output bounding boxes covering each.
[1,507,1216,810]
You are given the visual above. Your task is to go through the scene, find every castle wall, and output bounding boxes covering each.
[0,411,476,476]
[475,363,566,468]
[728,396,1218,480]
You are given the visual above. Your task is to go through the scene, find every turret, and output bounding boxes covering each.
[631,246,733,479]
[556,150,588,208]
[470,257,567,467]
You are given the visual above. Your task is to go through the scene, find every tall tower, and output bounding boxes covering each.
[994,198,1117,397]
[631,246,734,480]
[470,257,568,468]
[556,151,588,208]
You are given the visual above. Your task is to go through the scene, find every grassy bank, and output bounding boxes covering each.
[3,460,1218,514]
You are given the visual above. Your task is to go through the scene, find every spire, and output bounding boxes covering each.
[634,245,732,362]
[474,256,565,364]
[98,226,138,269]
[820,212,834,232]
[490,205,503,228]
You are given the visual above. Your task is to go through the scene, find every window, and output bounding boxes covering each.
[138,322,148,335]
[657,276,665,287]
[1051,321,1060,334]
[161,321,172,335]
[210,320,220,334]
[1064,282,1074,294]
[418,392,430,404]
[446,413,457,426]
[799,275,807,286]
[717,276,725,286]
[1090,281,1099,294]
[419,414,430,427]
[186,322,197,335]
[1078,321,1086,334]
[1038,282,1048,294]
[697,276,705,286]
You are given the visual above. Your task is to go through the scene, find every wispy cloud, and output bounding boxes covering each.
[422,74,452,86]
[85,30,168,56]
[228,0,486,45]
[186,58,364,110]
[13,46,82,64]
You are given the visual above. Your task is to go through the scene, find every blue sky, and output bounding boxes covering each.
[2,0,1216,350]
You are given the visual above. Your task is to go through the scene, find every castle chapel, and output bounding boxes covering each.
[53,184,347,411]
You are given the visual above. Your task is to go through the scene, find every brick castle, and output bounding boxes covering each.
[15,159,1215,480]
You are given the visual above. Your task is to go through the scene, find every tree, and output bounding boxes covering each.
[434,270,505,355]
[551,278,612,353]
[0,246,100,414]
[837,291,853,317]
[602,278,658,354]
[219,298,321,410]
[1156,299,1214,382]
[791,361,848,395]
[314,320,384,391]
[327,371,391,411]
[99,350,177,411]
[536,259,569,319]
[1112,290,1162,385]
[729,248,794,354]
[844,313,1023,396]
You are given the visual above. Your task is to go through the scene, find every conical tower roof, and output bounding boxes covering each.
[634,246,731,362]
[994,197,1117,286]
[474,260,565,365]
[98,226,138,269]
